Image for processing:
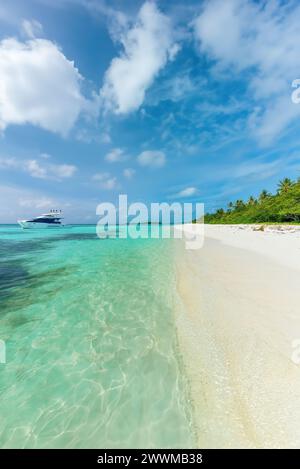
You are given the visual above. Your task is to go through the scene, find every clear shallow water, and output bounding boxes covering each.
[0,225,194,448]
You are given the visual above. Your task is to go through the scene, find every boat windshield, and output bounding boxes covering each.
[30,217,61,224]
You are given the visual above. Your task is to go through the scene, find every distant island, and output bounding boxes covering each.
[203,177,300,224]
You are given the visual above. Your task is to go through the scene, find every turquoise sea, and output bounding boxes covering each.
[0,225,194,448]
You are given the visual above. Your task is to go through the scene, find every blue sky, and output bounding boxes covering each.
[1,0,300,223]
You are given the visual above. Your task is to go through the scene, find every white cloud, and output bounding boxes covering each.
[0,37,87,136]
[52,164,77,179]
[0,155,77,180]
[168,43,181,61]
[123,168,135,179]
[100,1,178,114]
[25,159,47,179]
[101,132,112,144]
[0,156,18,169]
[137,150,166,168]
[166,75,195,102]
[22,19,43,38]
[92,171,118,189]
[92,171,110,181]
[175,187,198,198]
[103,177,117,190]
[105,147,126,163]
[148,71,199,106]
[194,0,300,145]
[25,159,77,180]
[75,128,111,144]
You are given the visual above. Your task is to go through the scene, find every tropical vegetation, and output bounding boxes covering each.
[204,177,300,224]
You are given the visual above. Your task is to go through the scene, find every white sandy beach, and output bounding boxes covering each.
[174,224,300,448]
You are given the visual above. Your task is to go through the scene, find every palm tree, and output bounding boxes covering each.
[278,177,293,194]
[216,208,225,217]
[259,190,269,202]
[234,199,245,210]
[247,196,256,205]
[227,201,233,212]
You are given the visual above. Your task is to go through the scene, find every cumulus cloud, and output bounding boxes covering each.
[123,168,135,179]
[0,37,87,136]
[25,159,47,179]
[194,0,300,145]
[92,171,118,189]
[137,150,166,168]
[25,159,77,180]
[0,155,77,180]
[105,147,126,163]
[100,1,178,114]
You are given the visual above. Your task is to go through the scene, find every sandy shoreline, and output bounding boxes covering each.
[174,224,300,448]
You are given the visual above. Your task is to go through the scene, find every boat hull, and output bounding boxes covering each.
[18,221,64,229]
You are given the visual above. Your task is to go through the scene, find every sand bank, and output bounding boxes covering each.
[174,224,300,448]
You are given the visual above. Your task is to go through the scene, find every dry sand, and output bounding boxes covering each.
[174,224,300,448]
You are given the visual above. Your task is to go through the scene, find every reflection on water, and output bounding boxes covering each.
[0,225,194,448]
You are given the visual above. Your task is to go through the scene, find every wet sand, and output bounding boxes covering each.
[174,225,300,448]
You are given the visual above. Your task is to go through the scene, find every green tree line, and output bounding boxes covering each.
[204,177,300,224]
